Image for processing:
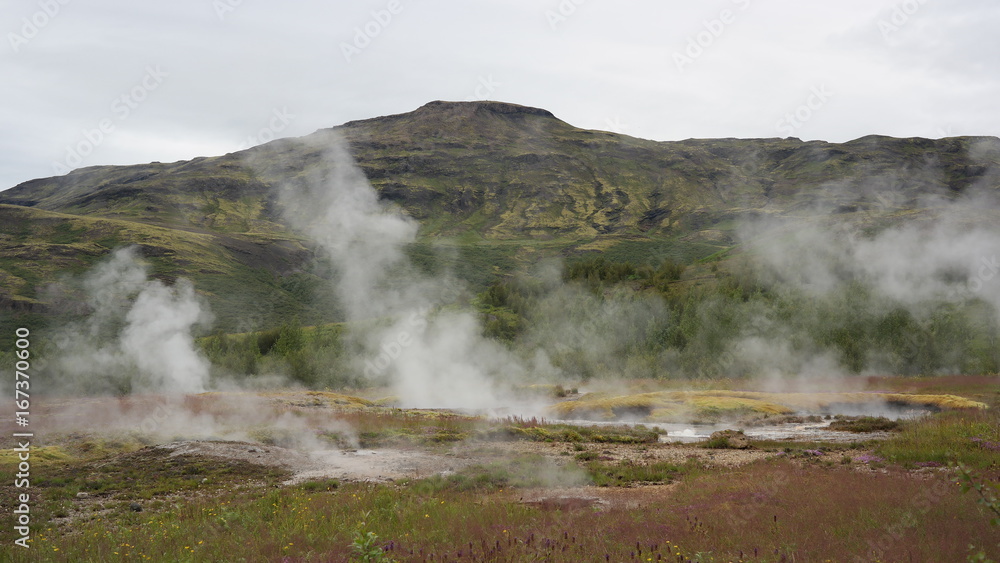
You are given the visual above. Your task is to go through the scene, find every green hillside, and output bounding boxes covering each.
[2,100,999,335]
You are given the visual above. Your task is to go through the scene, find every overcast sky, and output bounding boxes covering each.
[2,0,998,190]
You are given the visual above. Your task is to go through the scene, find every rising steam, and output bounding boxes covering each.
[729,182,1000,381]
[47,246,212,395]
[274,134,524,409]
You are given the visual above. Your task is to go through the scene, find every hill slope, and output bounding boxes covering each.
[2,100,999,331]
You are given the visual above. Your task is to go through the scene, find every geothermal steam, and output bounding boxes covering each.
[48,246,211,394]
[731,185,1000,381]
[277,135,522,409]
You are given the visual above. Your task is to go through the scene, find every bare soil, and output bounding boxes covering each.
[154,437,777,487]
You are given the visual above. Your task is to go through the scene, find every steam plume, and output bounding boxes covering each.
[47,246,212,395]
[274,134,521,409]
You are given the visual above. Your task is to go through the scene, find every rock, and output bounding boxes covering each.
[708,429,751,449]
[75,492,89,499]
[129,502,143,512]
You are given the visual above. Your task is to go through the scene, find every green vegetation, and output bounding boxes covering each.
[201,323,350,388]
[0,384,997,562]
[877,407,1000,470]
[828,416,901,433]
[4,102,1000,361]
[583,459,687,487]
[3,443,995,561]
[4,101,1000,561]
[564,255,685,290]
[548,389,985,423]
[469,257,1000,381]
[409,454,584,493]
[487,418,661,444]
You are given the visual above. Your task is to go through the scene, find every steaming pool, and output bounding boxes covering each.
[552,405,935,443]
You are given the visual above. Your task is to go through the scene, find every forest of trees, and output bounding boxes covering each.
[194,255,1000,390]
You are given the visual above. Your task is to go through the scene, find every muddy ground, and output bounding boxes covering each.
[157,437,806,485]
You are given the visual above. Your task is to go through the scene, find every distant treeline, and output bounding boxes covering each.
[477,256,1000,379]
[18,254,993,392]
[201,323,352,388]
[197,254,1000,387]
[563,256,686,288]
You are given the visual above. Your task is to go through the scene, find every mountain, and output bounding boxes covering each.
[2,100,999,331]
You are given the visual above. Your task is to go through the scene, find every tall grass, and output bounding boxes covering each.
[7,460,995,562]
[878,407,1000,469]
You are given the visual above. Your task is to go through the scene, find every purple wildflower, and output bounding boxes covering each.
[971,437,1000,451]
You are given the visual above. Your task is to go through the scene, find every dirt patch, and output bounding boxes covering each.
[157,440,315,471]
[289,448,475,485]
[152,436,775,489]
[157,440,477,485]
[515,484,678,510]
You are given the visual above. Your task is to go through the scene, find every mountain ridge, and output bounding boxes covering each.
[2,100,999,331]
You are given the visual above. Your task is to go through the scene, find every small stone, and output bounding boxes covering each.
[129,502,143,512]
[75,492,89,499]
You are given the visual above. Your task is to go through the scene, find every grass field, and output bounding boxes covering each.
[1,376,998,562]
